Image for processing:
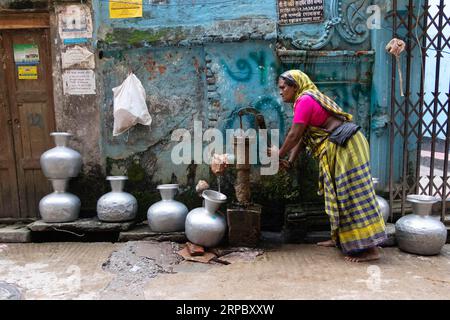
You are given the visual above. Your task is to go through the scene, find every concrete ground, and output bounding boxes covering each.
[0,240,449,300]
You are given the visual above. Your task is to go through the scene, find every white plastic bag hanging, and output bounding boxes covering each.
[112,72,152,136]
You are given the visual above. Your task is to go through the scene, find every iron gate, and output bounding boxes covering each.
[387,0,449,222]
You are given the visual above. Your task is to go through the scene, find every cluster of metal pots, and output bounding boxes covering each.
[39,132,139,223]
[39,135,447,255]
[39,135,228,247]
[147,185,227,248]
[39,132,82,223]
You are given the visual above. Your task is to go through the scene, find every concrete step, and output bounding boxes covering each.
[27,217,136,234]
[0,224,31,243]
[302,224,397,247]
[118,222,187,243]
[304,231,331,244]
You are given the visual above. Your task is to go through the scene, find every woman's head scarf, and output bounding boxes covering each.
[279,70,318,101]
[278,69,353,124]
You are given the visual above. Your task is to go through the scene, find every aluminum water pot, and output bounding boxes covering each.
[39,179,80,223]
[97,176,137,222]
[147,184,188,232]
[395,194,447,255]
[372,178,390,223]
[185,190,227,248]
[40,132,82,179]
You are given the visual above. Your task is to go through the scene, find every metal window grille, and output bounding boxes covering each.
[387,0,450,222]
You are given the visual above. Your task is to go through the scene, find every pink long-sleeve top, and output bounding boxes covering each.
[293,94,331,127]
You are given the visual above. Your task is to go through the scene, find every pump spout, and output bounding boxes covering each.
[237,107,267,130]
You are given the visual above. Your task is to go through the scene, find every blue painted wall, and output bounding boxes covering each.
[90,0,391,203]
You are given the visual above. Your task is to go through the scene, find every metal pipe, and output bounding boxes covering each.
[428,0,445,197]
[400,0,415,216]
[415,0,429,195]
[389,0,399,220]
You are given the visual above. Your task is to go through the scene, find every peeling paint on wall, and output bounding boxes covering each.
[1,0,387,216]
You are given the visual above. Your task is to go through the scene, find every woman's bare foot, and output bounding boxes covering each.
[344,247,381,263]
[316,239,336,247]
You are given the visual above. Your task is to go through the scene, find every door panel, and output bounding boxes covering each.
[0,36,20,218]
[1,28,55,219]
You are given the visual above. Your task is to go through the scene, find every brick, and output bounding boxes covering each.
[186,241,205,256]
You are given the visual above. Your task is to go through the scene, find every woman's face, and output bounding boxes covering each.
[278,78,297,103]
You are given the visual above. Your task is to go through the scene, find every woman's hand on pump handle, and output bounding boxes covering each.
[267,146,291,171]
[279,159,292,170]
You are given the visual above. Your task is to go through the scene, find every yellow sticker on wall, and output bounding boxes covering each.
[18,65,38,80]
[109,0,142,19]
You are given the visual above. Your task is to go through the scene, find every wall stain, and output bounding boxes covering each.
[144,54,167,80]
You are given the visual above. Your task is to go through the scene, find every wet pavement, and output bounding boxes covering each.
[0,240,449,300]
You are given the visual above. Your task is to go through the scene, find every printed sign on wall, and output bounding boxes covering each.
[61,46,95,69]
[57,4,93,41]
[18,66,38,80]
[278,0,324,25]
[110,0,143,19]
[13,44,40,65]
[62,70,96,95]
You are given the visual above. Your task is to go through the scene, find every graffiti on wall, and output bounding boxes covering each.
[222,51,278,85]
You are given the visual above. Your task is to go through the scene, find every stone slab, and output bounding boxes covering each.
[0,224,31,243]
[304,231,331,244]
[27,218,135,233]
[118,223,187,243]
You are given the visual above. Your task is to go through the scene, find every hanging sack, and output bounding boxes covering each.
[112,73,152,136]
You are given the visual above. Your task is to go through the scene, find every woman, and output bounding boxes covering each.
[276,70,386,262]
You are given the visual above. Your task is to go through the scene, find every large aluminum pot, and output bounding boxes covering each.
[97,176,137,222]
[372,178,390,223]
[395,194,447,255]
[185,190,227,248]
[147,184,188,232]
[39,179,80,223]
[40,132,82,179]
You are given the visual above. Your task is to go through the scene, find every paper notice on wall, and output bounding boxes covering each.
[278,0,324,25]
[110,0,143,19]
[13,44,40,65]
[57,4,93,40]
[63,70,96,95]
[61,46,95,69]
[18,65,38,80]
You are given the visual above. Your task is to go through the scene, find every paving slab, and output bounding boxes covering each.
[0,242,118,299]
[304,231,331,244]
[144,244,450,300]
[27,218,135,233]
[118,223,187,243]
[1,242,450,299]
[0,224,31,243]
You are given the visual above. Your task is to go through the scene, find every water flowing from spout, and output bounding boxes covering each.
[217,176,221,193]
